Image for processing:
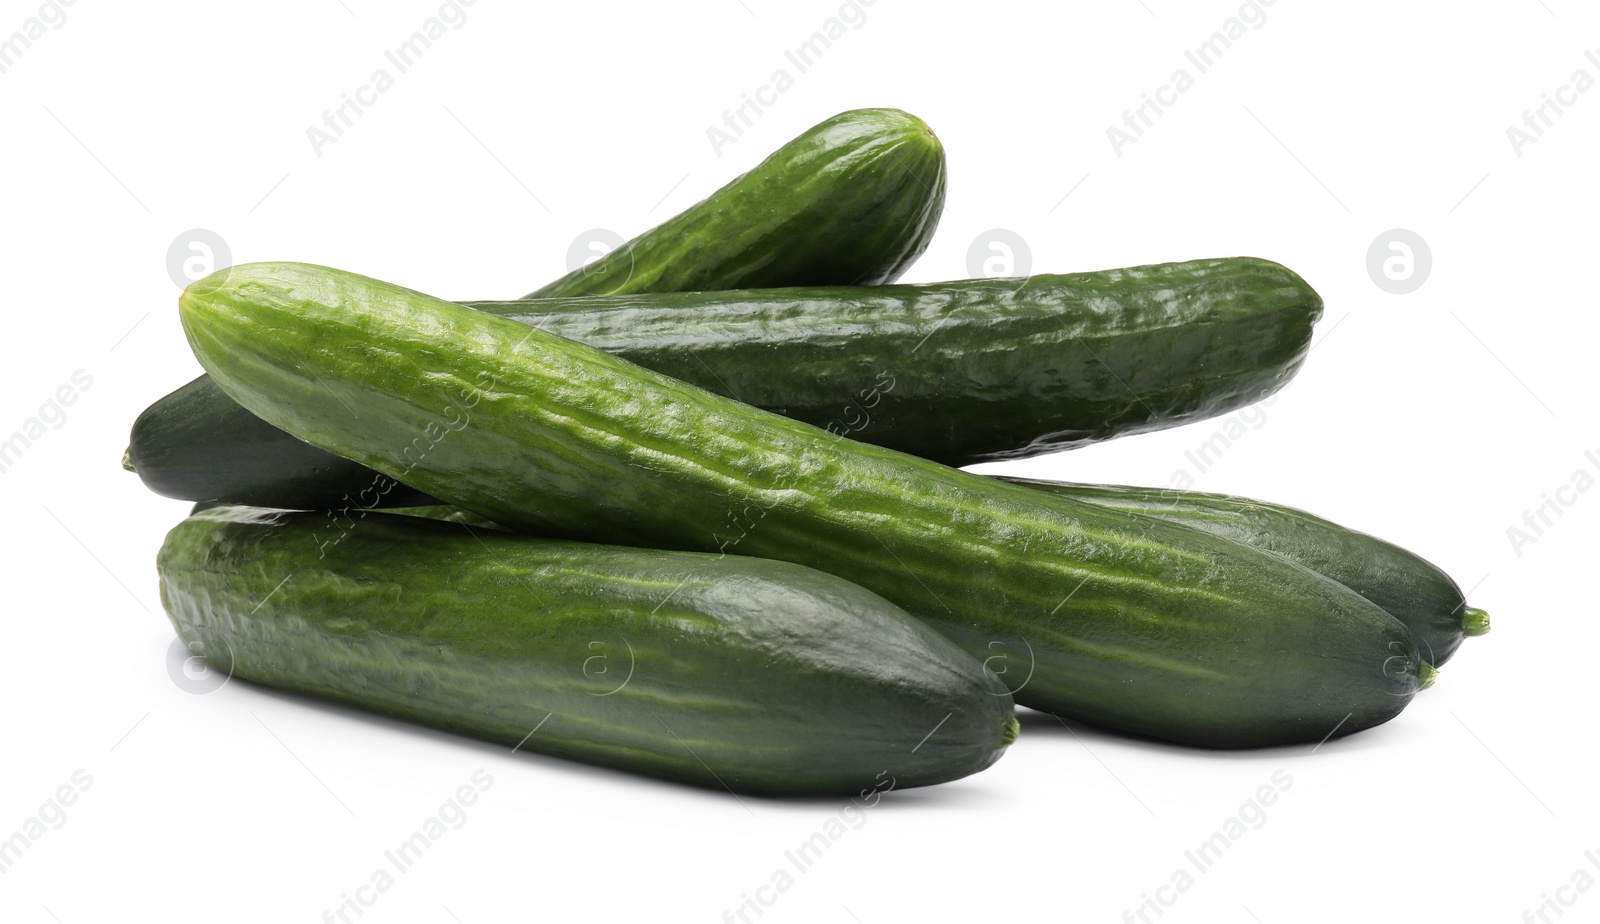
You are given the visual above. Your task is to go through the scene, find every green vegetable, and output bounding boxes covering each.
[496,257,1320,465]
[383,503,506,530]
[131,257,1318,505]
[528,107,946,297]
[128,107,944,509]
[1001,477,1488,665]
[178,262,1431,748]
[159,505,1016,795]
[134,376,434,509]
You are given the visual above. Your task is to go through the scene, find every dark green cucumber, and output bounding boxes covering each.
[1000,477,1488,666]
[131,257,1319,506]
[135,376,434,508]
[528,107,946,296]
[179,262,1430,748]
[159,505,1016,796]
[500,257,1319,464]
[385,489,1486,668]
[128,107,944,509]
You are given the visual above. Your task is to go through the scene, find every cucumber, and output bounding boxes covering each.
[135,376,435,508]
[1000,477,1488,666]
[128,107,944,509]
[159,505,1016,796]
[384,503,507,530]
[493,257,1318,464]
[179,262,1431,748]
[528,107,946,296]
[385,484,1492,669]
[131,257,1319,506]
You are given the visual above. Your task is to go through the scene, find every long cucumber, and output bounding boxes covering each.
[127,107,945,509]
[159,505,1016,795]
[132,257,1319,505]
[529,107,945,296]
[178,262,1431,748]
[1001,477,1488,666]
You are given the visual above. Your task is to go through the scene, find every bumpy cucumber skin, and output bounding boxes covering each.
[227,474,1484,671]
[132,257,1317,505]
[158,506,1016,796]
[179,263,1426,748]
[1002,477,1476,666]
[129,108,943,509]
[499,257,1320,464]
[528,108,946,298]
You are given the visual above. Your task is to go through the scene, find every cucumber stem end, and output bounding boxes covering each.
[999,714,1020,748]
[1462,606,1491,637]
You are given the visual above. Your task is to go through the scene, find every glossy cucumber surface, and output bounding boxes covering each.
[1002,477,1488,665]
[128,107,945,509]
[132,257,1318,505]
[179,262,1428,748]
[131,375,433,508]
[528,107,946,297]
[159,505,1017,795]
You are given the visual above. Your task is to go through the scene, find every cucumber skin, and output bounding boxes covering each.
[132,257,1317,507]
[381,503,506,530]
[527,108,946,297]
[1002,477,1475,666]
[136,376,434,508]
[158,506,1016,796]
[130,107,943,510]
[521,258,1318,464]
[392,483,1478,669]
[193,498,508,531]
[180,262,1426,748]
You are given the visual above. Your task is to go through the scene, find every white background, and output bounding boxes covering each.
[2,1,1595,922]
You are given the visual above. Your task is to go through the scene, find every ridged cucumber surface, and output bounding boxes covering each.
[131,257,1318,505]
[1001,477,1488,666]
[158,505,1017,795]
[128,107,944,509]
[529,107,946,296]
[506,257,1319,463]
[179,262,1430,747]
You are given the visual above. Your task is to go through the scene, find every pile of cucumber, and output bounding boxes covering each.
[129,108,1487,796]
